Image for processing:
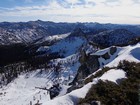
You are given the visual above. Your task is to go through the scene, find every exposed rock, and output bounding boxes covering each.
[102,52,110,60]
[69,46,117,92]
[110,46,117,55]
[69,53,100,92]
[70,64,90,86]
[79,50,88,64]
[67,85,82,93]
[49,84,61,99]
[89,41,103,49]
[86,55,100,73]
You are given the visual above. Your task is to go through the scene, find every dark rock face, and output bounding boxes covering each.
[70,51,100,86]
[101,46,117,60]
[49,84,61,99]
[69,46,118,93]
[102,52,110,60]
[79,50,88,64]
[86,55,100,73]
[71,64,90,86]
[77,64,90,81]
[110,46,117,55]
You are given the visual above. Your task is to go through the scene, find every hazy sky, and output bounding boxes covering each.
[0,0,140,24]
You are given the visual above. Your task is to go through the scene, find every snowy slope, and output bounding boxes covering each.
[0,42,140,105]
[106,43,140,67]
[0,70,52,105]
[0,54,80,105]
[42,43,140,105]
[39,44,140,105]
[50,37,86,57]
[90,43,140,68]
[99,69,126,83]
[38,34,87,57]
[42,69,126,105]
[35,33,70,45]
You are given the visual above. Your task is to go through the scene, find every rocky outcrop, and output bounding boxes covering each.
[68,46,117,92]
[101,52,110,60]
[110,46,117,55]
[70,50,100,86]
[102,46,117,60]
[86,55,100,73]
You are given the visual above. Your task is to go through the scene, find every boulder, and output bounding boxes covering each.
[102,52,110,60]
[110,46,117,55]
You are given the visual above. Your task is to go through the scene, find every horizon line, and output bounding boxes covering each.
[0,19,139,25]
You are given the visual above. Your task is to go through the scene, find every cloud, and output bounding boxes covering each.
[24,0,33,3]
[65,0,80,4]
[0,0,140,24]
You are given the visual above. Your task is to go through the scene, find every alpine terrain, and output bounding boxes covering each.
[0,21,140,105]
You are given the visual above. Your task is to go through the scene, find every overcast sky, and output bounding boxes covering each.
[0,0,140,24]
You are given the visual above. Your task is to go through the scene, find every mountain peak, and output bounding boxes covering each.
[70,28,85,37]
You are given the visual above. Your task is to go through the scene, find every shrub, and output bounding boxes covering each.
[84,67,113,84]
[79,61,140,105]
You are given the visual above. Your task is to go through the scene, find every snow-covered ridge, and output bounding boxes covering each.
[36,33,70,45]
[42,43,140,105]
[37,34,87,57]
[106,43,140,67]
[0,42,140,105]
[42,69,126,105]
[90,43,140,68]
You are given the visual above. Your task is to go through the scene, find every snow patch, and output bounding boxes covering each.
[98,69,126,83]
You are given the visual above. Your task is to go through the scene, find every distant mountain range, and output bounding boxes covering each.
[0,20,140,45]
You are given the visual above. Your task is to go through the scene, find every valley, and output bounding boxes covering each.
[0,21,140,105]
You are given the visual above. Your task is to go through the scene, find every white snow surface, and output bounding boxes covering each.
[93,43,140,68]
[107,43,140,67]
[0,54,80,105]
[98,69,126,83]
[42,82,94,105]
[42,43,140,105]
[42,69,126,105]
[1,43,140,105]
[0,70,52,105]
[44,33,70,42]
[50,37,86,57]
